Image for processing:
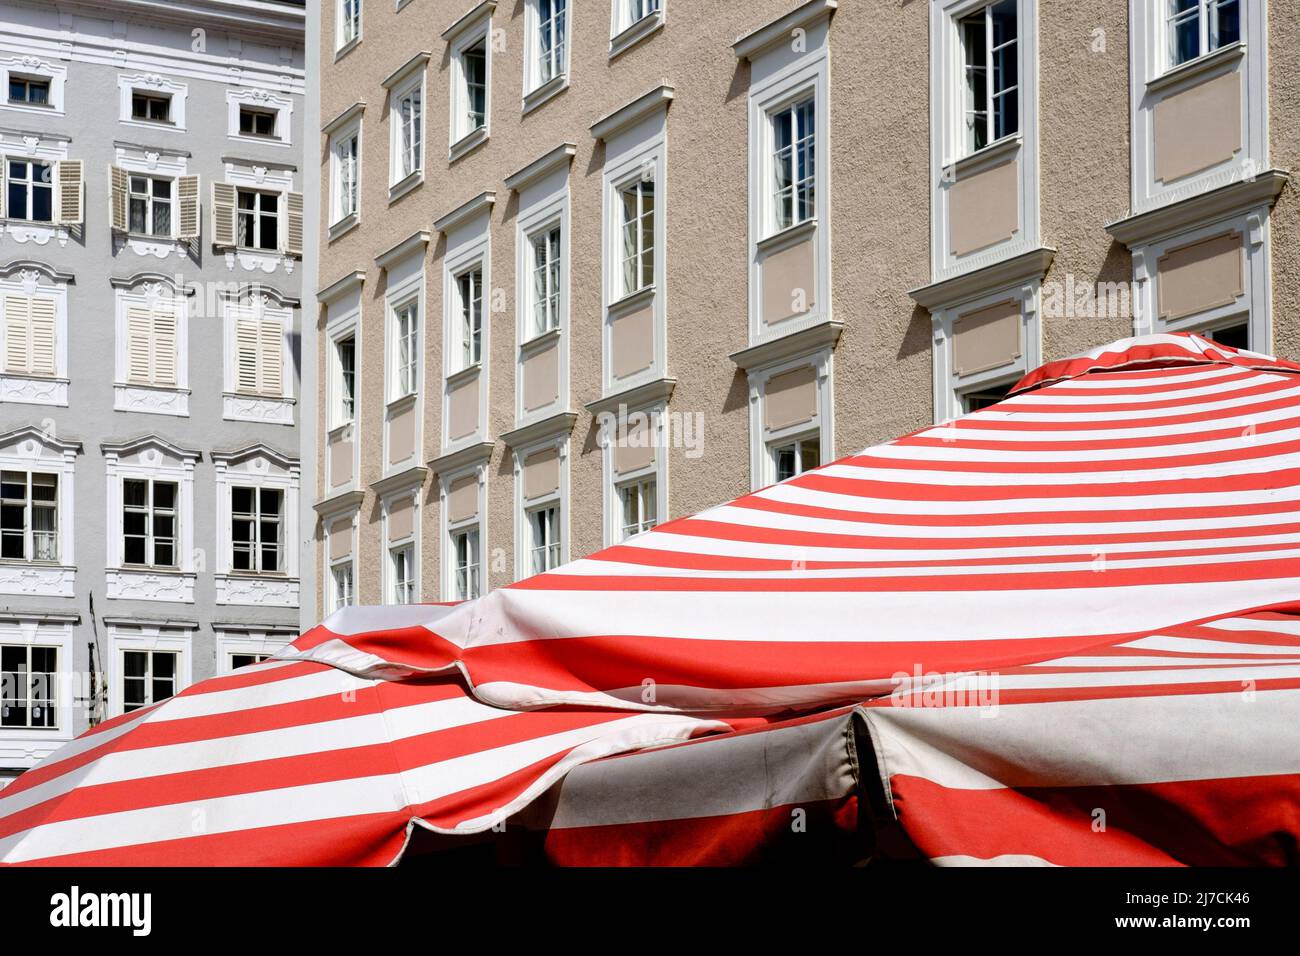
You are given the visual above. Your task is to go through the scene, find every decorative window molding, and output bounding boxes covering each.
[381,478,422,605]
[325,106,363,237]
[111,273,193,417]
[438,458,488,601]
[106,621,193,719]
[445,2,495,160]
[512,431,568,580]
[0,132,78,247]
[0,426,79,598]
[0,614,75,767]
[438,198,493,454]
[383,52,429,201]
[321,276,363,497]
[929,0,1040,281]
[745,347,835,491]
[319,504,359,614]
[108,143,195,260]
[212,158,303,274]
[337,0,364,55]
[226,87,294,148]
[215,626,294,675]
[213,444,301,608]
[117,73,188,132]
[0,260,70,406]
[523,0,571,112]
[0,55,66,117]
[102,435,199,604]
[609,0,665,59]
[221,286,296,424]
[381,241,426,473]
[598,401,667,547]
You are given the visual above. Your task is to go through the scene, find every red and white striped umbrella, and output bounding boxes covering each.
[2,332,1299,865]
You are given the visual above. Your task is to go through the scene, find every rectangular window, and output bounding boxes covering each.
[128,175,173,238]
[960,0,1019,154]
[397,87,422,179]
[5,159,54,223]
[124,305,178,387]
[772,435,820,483]
[122,649,176,713]
[3,294,57,377]
[453,527,481,600]
[395,302,419,397]
[618,478,657,540]
[122,478,178,568]
[331,562,354,611]
[236,189,279,251]
[131,92,172,124]
[335,335,357,422]
[340,0,361,46]
[390,545,414,604]
[961,383,1013,413]
[771,97,816,232]
[1168,0,1240,67]
[530,225,561,336]
[1,645,56,728]
[7,76,50,106]
[458,267,484,368]
[619,179,655,297]
[230,653,272,670]
[626,0,660,26]
[234,314,284,397]
[537,0,568,86]
[527,505,560,575]
[461,39,487,136]
[334,132,359,222]
[239,107,277,138]
[0,471,58,562]
[231,486,283,573]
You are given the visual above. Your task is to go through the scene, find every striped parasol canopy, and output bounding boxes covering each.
[3,332,1300,865]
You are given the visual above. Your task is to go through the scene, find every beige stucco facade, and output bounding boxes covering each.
[311,0,1299,612]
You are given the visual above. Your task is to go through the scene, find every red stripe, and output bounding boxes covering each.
[935,391,1300,433]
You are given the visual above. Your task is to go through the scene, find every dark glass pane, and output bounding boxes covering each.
[232,486,254,514]
[123,480,147,507]
[153,483,176,510]
[124,651,147,679]
[152,653,175,680]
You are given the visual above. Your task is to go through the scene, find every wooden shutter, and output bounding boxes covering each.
[235,315,260,393]
[28,297,56,376]
[55,160,83,226]
[0,160,6,219]
[109,166,128,233]
[4,295,30,373]
[211,181,237,247]
[126,306,153,383]
[260,318,283,395]
[177,174,200,239]
[284,191,304,257]
[152,309,177,386]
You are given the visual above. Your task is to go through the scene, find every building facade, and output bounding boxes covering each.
[0,0,306,784]
[312,0,1300,614]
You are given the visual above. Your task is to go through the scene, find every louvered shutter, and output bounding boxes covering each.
[177,175,200,240]
[4,296,30,373]
[235,316,260,393]
[126,307,153,383]
[285,191,304,257]
[109,166,128,233]
[28,297,56,376]
[260,318,283,395]
[211,182,236,247]
[0,161,6,219]
[152,309,177,386]
[55,160,83,226]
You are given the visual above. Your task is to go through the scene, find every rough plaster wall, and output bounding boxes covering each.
[1268,0,1300,360]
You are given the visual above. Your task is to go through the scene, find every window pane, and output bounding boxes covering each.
[1212,0,1240,49]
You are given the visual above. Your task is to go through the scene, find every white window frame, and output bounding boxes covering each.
[0,264,70,407]
[447,9,493,159]
[0,56,66,117]
[337,0,363,53]
[214,446,301,608]
[513,160,571,425]
[513,437,568,581]
[113,143,189,257]
[222,290,295,424]
[112,278,191,417]
[389,294,421,404]
[117,74,188,132]
[0,469,60,565]
[329,120,362,233]
[383,490,420,605]
[0,428,77,598]
[440,212,491,451]
[325,289,362,494]
[439,462,488,602]
[226,88,294,148]
[390,73,425,194]
[599,403,668,547]
[125,171,177,239]
[747,350,835,491]
[330,557,355,612]
[609,0,665,58]
[215,628,293,675]
[1163,0,1242,71]
[956,0,1021,155]
[107,623,192,719]
[0,615,74,763]
[524,0,571,111]
[2,156,56,225]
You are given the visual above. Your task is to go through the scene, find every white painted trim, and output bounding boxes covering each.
[107,623,194,720]
[746,346,835,491]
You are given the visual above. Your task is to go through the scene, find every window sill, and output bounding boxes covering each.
[335,36,362,62]
[230,131,292,149]
[389,169,424,204]
[756,217,817,255]
[386,391,418,413]
[609,12,665,60]
[520,325,562,353]
[114,383,190,417]
[106,567,196,603]
[328,212,360,241]
[215,573,300,608]
[449,126,489,164]
[606,284,656,315]
[223,392,295,425]
[119,117,184,134]
[522,74,569,115]
[0,562,75,599]
[947,133,1022,179]
[1147,40,1245,96]
[446,362,482,388]
[0,100,64,118]
[0,373,68,407]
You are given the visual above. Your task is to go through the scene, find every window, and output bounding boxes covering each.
[234,312,284,397]
[395,302,418,398]
[124,304,178,387]
[618,477,656,539]
[237,189,279,251]
[530,226,561,336]
[3,294,56,377]
[771,98,816,232]
[627,0,661,25]
[458,267,484,368]
[335,335,357,422]
[230,653,272,669]
[772,435,820,483]
[331,562,354,611]
[7,76,49,106]
[390,545,414,604]
[231,486,282,573]
[960,0,1019,154]
[131,92,171,124]
[619,179,655,297]
[239,107,277,138]
[396,86,422,180]
[1168,0,1240,67]
[128,175,173,237]
[122,650,176,712]
[0,471,57,562]
[452,527,481,600]
[122,478,177,568]
[536,0,568,86]
[527,505,560,574]
[5,159,53,223]
[1,645,56,728]
[461,39,488,137]
[333,131,359,223]
[962,383,1013,413]
[340,0,362,47]
[1205,322,1249,351]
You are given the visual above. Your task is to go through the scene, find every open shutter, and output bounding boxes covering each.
[211,181,236,247]
[55,160,84,226]
[28,296,56,376]
[177,174,200,240]
[109,166,128,233]
[0,160,7,219]
[284,191,304,257]
[4,296,30,373]
[152,309,177,386]
[260,317,283,395]
[126,306,153,383]
[235,315,260,393]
